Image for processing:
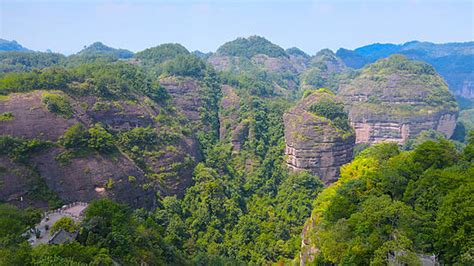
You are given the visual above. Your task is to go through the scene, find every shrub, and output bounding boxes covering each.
[87,124,114,152]
[161,54,207,77]
[0,135,51,162]
[309,97,347,121]
[51,217,78,234]
[216,36,287,58]
[117,126,159,151]
[0,112,13,121]
[41,93,74,118]
[60,123,88,148]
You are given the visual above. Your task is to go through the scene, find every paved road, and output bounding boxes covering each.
[27,204,88,246]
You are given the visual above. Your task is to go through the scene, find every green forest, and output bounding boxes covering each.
[0,35,473,266]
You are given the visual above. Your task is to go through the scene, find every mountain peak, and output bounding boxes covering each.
[0,39,30,52]
[216,35,287,58]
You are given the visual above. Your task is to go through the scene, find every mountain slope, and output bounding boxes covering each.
[336,41,474,99]
[339,55,458,144]
[0,39,30,52]
[77,42,133,59]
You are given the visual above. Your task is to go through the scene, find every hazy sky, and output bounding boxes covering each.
[1,0,473,55]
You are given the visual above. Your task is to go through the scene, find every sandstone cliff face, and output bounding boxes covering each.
[32,148,154,209]
[207,53,305,75]
[0,89,200,207]
[218,85,250,152]
[160,76,204,123]
[207,55,241,72]
[0,156,45,208]
[339,55,459,144]
[284,91,355,184]
[310,49,347,76]
[0,91,81,141]
[251,54,299,74]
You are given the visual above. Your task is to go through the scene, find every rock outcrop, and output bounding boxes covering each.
[300,49,354,92]
[32,148,154,209]
[0,91,81,141]
[207,36,309,95]
[218,85,250,152]
[339,55,459,144]
[284,90,355,184]
[160,76,204,123]
[310,49,347,75]
[0,89,200,207]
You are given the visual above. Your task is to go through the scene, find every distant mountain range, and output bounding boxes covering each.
[0,39,30,52]
[77,42,134,59]
[1,38,473,99]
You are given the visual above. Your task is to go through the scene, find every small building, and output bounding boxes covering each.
[48,229,78,245]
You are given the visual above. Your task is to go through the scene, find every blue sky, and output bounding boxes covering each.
[1,0,473,55]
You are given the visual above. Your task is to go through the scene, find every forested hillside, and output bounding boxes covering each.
[0,37,472,265]
[336,41,474,100]
[301,135,473,265]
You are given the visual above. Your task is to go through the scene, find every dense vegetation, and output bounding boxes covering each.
[305,135,474,265]
[336,41,474,99]
[76,42,134,59]
[0,62,164,101]
[0,37,472,265]
[0,39,29,52]
[0,52,66,73]
[135,43,190,66]
[306,89,352,132]
[216,36,287,58]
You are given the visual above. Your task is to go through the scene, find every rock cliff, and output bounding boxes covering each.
[0,89,199,208]
[339,55,459,144]
[283,90,355,184]
[218,85,250,151]
[160,76,204,123]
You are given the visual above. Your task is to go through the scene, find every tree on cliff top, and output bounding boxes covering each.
[216,36,287,58]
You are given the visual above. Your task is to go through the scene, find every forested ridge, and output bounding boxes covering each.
[0,37,472,265]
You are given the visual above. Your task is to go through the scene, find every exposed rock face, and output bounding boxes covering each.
[218,85,249,151]
[339,55,459,144]
[160,76,203,123]
[251,54,299,74]
[207,55,241,72]
[289,54,310,73]
[0,156,44,208]
[0,89,200,207]
[0,91,81,141]
[283,91,355,184]
[300,49,354,92]
[32,148,154,209]
[208,53,304,75]
[310,49,347,76]
[84,97,156,130]
[461,80,474,99]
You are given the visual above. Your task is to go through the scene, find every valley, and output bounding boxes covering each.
[0,36,472,265]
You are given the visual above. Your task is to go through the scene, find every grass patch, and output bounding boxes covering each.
[0,112,14,121]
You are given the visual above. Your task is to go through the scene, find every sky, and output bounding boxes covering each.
[1,0,473,55]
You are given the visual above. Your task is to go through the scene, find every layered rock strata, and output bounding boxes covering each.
[284,91,355,184]
[339,55,459,144]
[0,90,199,207]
